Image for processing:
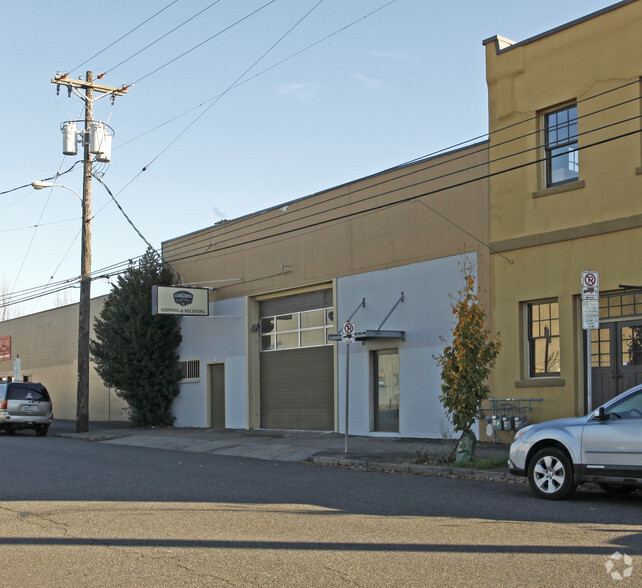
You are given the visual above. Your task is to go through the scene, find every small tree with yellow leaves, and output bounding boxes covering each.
[434,262,500,460]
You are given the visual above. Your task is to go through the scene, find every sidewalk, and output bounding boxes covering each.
[50,420,518,484]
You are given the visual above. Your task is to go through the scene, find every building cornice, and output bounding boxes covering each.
[491,212,642,253]
[483,0,638,54]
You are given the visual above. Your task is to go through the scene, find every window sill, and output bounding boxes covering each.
[532,180,584,199]
[515,377,565,388]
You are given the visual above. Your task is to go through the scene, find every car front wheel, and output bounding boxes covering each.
[35,425,49,437]
[528,447,576,500]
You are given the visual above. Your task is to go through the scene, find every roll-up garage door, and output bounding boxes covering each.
[259,289,334,430]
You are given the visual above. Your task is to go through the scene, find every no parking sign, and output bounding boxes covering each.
[581,270,599,301]
[581,271,599,330]
[341,321,356,344]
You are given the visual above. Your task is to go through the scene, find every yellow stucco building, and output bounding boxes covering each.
[484,0,642,428]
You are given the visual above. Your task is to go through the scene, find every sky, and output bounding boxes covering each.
[0,0,620,315]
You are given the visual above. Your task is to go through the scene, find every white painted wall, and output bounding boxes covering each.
[336,253,477,439]
[174,252,479,438]
[173,297,247,428]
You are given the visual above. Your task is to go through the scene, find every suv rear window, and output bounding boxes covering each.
[6,384,51,402]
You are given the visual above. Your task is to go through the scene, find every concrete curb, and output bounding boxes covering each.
[57,432,133,442]
[55,428,520,483]
[309,456,526,483]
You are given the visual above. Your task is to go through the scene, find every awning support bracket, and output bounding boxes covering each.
[377,292,404,331]
[340,298,366,332]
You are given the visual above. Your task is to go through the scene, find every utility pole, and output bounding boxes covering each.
[52,72,128,433]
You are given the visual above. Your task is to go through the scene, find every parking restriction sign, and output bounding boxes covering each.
[581,271,599,301]
[342,321,355,344]
[582,300,599,330]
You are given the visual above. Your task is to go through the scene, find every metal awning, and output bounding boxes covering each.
[355,329,405,341]
[329,292,406,343]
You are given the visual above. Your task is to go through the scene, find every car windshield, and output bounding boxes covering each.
[603,389,642,419]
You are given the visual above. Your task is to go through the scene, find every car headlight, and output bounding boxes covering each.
[514,424,533,441]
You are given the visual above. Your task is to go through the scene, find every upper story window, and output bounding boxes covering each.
[527,300,560,377]
[544,104,578,187]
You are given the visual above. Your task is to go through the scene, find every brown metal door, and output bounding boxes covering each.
[209,363,225,429]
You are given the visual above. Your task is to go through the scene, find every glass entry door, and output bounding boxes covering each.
[374,350,399,432]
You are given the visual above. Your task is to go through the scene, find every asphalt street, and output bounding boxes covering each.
[1,430,640,586]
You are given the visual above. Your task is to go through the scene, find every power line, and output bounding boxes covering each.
[132,0,277,86]
[10,168,65,293]
[4,79,638,310]
[98,0,223,79]
[0,161,83,197]
[78,1,326,280]
[163,90,641,259]
[141,0,325,173]
[164,126,642,268]
[91,173,184,283]
[3,122,639,311]
[6,79,638,277]
[126,77,640,261]
[69,0,181,75]
[85,1,328,286]
[0,218,79,233]
[115,0,399,152]
[162,119,641,261]
[92,173,156,252]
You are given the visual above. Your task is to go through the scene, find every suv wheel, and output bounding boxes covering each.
[35,425,49,437]
[528,447,576,500]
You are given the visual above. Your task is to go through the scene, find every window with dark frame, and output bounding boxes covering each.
[528,300,560,377]
[544,104,578,187]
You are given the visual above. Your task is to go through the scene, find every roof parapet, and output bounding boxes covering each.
[482,0,638,55]
[482,34,516,53]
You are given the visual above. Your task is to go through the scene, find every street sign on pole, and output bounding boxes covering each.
[581,270,599,300]
[342,321,356,344]
[341,321,357,454]
[581,270,599,412]
[582,299,600,330]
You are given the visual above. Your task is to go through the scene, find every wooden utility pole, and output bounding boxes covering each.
[73,71,94,434]
[52,72,128,433]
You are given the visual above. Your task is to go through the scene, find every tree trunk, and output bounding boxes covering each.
[455,429,477,463]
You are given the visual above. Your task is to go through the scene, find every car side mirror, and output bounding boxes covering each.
[594,406,606,421]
